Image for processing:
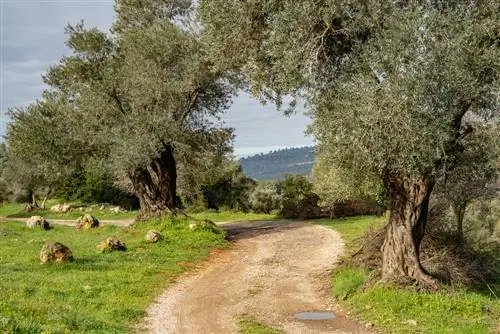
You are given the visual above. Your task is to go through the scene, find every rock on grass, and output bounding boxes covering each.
[146,230,163,243]
[96,237,126,253]
[40,242,73,263]
[75,214,100,230]
[188,220,221,233]
[26,216,51,230]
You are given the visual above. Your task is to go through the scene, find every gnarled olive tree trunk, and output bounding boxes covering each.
[129,145,177,214]
[381,173,436,285]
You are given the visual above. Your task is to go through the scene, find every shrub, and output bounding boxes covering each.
[202,165,255,212]
[249,181,282,214]
[55,167,139,209]
[280,175,321,219]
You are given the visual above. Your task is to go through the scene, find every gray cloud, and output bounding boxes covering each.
[0,0,314,154]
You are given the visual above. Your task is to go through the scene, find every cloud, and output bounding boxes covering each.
[0,0,314,152]
[0,0,115,134]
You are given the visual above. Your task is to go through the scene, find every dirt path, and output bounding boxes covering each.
[141,220,374,334]
[0,216,134,227]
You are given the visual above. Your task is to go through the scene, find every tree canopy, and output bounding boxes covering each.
[199,0,499,284]
[6,0,235,213]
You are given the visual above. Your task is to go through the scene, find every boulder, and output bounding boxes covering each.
[26,216,51,230]
[40,242,73,263]
[188,220,221,233]
[96,237,126,253]
[145,230,163,243]
[75,214,100,230]
[109,206,124,213]
[50,203,71,213]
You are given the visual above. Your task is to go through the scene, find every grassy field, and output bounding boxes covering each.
[315,216,500,334]
[0,202,278,223]
[0,217,227,333]
[190,210,277,223]
[0,201,138,220]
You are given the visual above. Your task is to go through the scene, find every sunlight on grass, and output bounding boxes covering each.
[316,215,500,334]
[313,215,386,254]
[0,217,226,333]
[347,287,499,334]
[331,267,368,300]
[0,201,138,220]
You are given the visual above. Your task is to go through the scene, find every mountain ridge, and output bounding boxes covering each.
[239,146,315,180]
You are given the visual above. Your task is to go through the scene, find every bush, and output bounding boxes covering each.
[326,199,385,218]
[184,193,208,213]
[280,175,321,219]
[249,181,282,213]
[54,167,139,209]
[202,165,255,212]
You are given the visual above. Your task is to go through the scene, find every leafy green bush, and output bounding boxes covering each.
[280,175,320,219]
[201,165,256,212]
[54,167,139,209]
[249,181,282,214]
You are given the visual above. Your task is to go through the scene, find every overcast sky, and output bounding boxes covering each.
[0,0,314,157]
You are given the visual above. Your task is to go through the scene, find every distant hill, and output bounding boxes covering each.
[239,146,315,180]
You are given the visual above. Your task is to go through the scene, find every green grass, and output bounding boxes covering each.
[0,217,227,333]
[347,286,499,334]
[0,201,138,220]
[238,316,284,334]
[189,211,277,223]
[331,267,369,300]
[317,215,500,334]
[313,215,386,254]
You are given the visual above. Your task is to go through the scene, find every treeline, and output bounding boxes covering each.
[239,146,315,180]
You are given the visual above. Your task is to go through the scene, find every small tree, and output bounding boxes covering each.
[434,126,499,240]
[5,96,82,207]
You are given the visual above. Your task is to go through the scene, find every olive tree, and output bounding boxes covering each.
[5,94,87,207]
[6,1,234,214]
[434,125,499,240]
[199,0,499,284]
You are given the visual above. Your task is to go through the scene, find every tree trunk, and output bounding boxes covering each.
[452,202,466,241]
[381,173,436,286]
[31,192,39,207]
[41,187,52,210]
[129,145,177,214]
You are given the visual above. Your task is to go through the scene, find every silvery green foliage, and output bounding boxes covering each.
[200,0,499,180]
[436,126,498,208]
[249,181,282,214]
[313,4,499,181]
[8,1,234,193]
[5,93,89,199]
[312,154,382,207]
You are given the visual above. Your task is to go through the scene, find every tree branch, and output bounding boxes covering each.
[179,91,199,122]
[111,88,127,114]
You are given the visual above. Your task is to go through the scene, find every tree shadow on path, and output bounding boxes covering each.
[220,220,306,242]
